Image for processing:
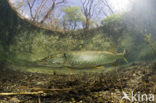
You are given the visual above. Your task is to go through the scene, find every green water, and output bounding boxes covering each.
[1,0,156,74]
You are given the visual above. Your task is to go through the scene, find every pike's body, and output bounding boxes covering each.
[64,51,123,68]
[38,50,127,69]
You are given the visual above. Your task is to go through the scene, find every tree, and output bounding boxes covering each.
[8,0,66,27]
[81,0,95,29]
[81,0,113,29]
[62,6,85,30]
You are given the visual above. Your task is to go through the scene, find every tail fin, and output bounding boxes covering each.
[123,49,128,63]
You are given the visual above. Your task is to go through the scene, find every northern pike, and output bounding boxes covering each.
[38,50,128,69]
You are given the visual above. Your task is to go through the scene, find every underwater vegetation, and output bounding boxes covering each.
[145,33,156,55]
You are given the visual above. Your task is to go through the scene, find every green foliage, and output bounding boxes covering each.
[144,33,151,44]
[100,13,126,44]
[8,27,114,62]
[83,34,111,51]
[62,6,85,30]
[9,30,79,61]
[144,33,156,55]
[101,13,124,25]
[30,34,80,61]
[62,6,83,21]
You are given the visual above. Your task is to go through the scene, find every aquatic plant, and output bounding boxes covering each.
[144,33,156,55]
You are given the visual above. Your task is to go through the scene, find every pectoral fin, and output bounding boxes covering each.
[95,66,105,69]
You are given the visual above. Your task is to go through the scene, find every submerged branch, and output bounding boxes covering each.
[20,86,73,92]
[0,91,44,96]
[0,87,73,96]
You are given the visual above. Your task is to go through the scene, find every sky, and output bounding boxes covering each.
[67,0,134,12]
[109,0,134,12]
[10,0,135,20]
[10,0,134,12]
